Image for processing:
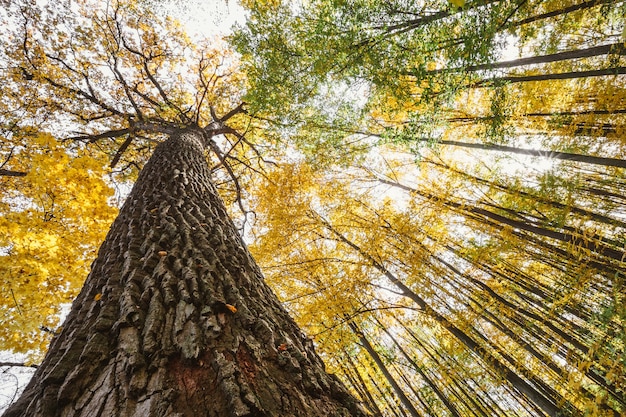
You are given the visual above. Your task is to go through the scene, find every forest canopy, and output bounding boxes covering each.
[1,0,625,416]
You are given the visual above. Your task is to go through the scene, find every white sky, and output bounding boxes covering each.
[158,0,247,38]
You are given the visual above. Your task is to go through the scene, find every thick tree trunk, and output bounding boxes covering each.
[3,129,366,417]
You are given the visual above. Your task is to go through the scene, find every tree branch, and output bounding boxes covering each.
[0,362,38,368]
[109,135,134,169]
[218,102,247,123]
[68,128,132,142]
[0,169,27,177]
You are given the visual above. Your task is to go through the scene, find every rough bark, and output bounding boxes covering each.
[3,128,366,417]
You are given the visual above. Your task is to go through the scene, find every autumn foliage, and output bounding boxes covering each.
[2,0,626,415]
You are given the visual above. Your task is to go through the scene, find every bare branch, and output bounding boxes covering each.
[0,362,38,369]
[68,127,132,142]
[209,106,219,123]
[218,102,247,123]
[110,135,134,168]
[132,120,178,135]
[219,124,276,168]
[1,146,20,170]
[120,37,192,124]
[195,52,221,124]
[0,169,27,177]
[205,135,250,228]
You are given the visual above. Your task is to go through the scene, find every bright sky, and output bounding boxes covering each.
[159,0,247,38]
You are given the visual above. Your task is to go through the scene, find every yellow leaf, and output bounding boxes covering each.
[225,304,237,313]
[94,293,102,301]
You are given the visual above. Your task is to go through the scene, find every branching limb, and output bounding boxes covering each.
[195,52,225,124]
[0,147,26,176]
[218,102,247,123]
[205,136,249,222]
[120,38,192,124]
[68,127,132,142]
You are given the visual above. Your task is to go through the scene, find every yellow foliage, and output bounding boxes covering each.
[0,133,117,354]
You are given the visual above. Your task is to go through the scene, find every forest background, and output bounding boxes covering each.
[0,0,625,416]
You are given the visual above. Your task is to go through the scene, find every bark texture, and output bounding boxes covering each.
[4,129,366,417]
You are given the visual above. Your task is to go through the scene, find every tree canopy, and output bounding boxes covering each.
[2,0,626,415]
[234,0,626,415]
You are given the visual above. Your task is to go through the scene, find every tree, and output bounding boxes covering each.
[3,128,366,417]
[1,1,366,415]
[0,0,250,353]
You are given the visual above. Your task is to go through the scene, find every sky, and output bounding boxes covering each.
[158,0,247,38]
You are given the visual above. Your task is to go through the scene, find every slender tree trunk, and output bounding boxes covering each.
[358,0,500,47]
[315,215,562,416]
[373,175,626,263]
[474,66,626,86]
[424,159,626,229]
[374,318,463,417]
[432,139,626,169]
[342,353,384,417]
[347,322,422,417]
[4,129,366,417]
[508,0,616,28]
[426,43,625,75]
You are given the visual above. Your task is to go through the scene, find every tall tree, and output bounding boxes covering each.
[3,128,365,417]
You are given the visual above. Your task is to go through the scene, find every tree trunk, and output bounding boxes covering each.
[508,0,616,28]
[435,139,626,169]
[315,215,562,416]
[3,129,366,417]
[375,318,463,417]
[473,67,626,87]
[426,43,625,75]
[347,322,421,417]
